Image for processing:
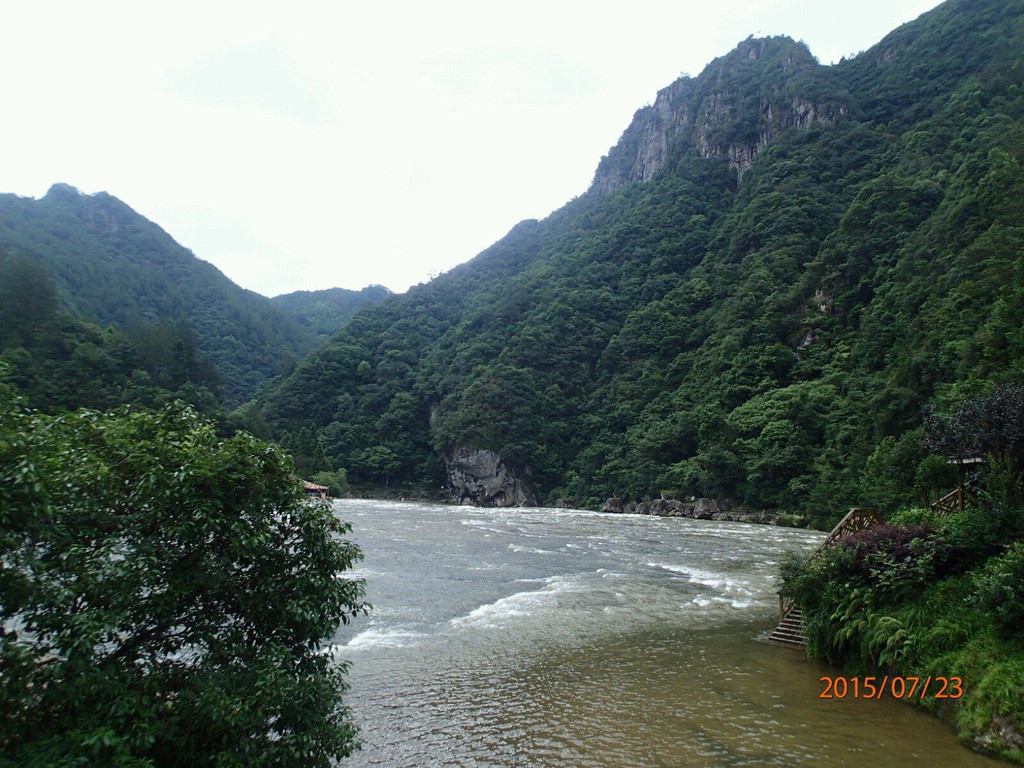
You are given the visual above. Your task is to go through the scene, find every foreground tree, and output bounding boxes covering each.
[0,380,366,766]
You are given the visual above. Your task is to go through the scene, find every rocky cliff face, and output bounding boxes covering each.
[588,78,696,195]
[445,446,537,507]
[591,37,850,194]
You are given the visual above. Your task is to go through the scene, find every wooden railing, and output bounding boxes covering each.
[779,594,796,620]
[931,457,982,515]
[930,484,975,516]
[779,507,884,619]
[810,506,885,558]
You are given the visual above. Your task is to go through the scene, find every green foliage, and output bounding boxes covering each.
[778,548,830,608]
[914,454,956,506]
[973,540,1024,637]
[0,186,322,404]
[981,454,1024,521]
[356,445,400,487]
[860,429,931,510]
[0,254,59,346]
[271,286,392,340]
[310,468,350,497]
[0,254,224,415]
[262,0,1024,513]
[0,384,367,766]
[780,506,1024,760]
[926,382,1024,490]
[928,507,1008,573]
[965,659,1024,762]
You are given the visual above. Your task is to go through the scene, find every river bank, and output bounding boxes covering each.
[342,485,819,529]
[780,506,1024,763]
[597,494,816,528]
[331,499,1002,767]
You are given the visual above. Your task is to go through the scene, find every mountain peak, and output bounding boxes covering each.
[590,35,848,195]
[43,182,86,201]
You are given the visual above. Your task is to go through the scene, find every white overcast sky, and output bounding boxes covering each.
[1,0,941,297]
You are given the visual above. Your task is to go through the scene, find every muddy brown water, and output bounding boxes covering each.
[329,500,1001,767]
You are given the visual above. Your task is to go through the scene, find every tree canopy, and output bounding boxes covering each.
[0,378,366,766]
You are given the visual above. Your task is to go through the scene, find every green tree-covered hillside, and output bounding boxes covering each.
[0,252,225,414]
[0,185,317,404]
[263,0,1024,517]
[272,285,392,341]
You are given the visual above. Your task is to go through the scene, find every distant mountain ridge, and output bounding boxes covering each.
[262,0,1024,516]
[272,285,392,341]
[0,185,382,403]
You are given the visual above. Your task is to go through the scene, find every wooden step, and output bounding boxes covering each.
[761,607,808,650]
[762,636,806,650]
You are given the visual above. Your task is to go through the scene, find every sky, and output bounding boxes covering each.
[1,0,942,297]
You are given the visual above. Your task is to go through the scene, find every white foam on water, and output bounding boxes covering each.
[689,594,753,610]
[708,595,755,609]
[449,575,587,630]
[459,518,510,536]
[648,562,756,599]
[508,544,555,555]
[342,628,429,649]
[687,567,745,591]
[345,567,389,580]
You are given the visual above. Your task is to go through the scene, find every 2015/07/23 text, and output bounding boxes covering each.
[819,676,963,700]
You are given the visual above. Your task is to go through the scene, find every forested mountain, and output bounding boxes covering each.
[272,285,392,341]
[264,0,1024,517]
[0,185,320,404]
[0,252,225,414]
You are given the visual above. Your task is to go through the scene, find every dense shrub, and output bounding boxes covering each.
[780,510,1024,762]
[830,524,938,599]
[974,541,1024,638]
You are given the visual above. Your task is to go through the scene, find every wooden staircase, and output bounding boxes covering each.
[761,507,884,652]
[762,606,808,649]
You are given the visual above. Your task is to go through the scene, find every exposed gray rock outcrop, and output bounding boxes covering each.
[693,497,720,519]
[601,497,624,513]
[974,714,1024,756]
[590,37,850,194]
[444,446,536,507]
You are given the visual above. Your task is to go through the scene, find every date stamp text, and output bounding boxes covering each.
[819,675,963,700]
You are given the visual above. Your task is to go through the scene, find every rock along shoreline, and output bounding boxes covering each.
[597,496,812,528]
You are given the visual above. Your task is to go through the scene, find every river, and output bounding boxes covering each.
[328,499,1000,767]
